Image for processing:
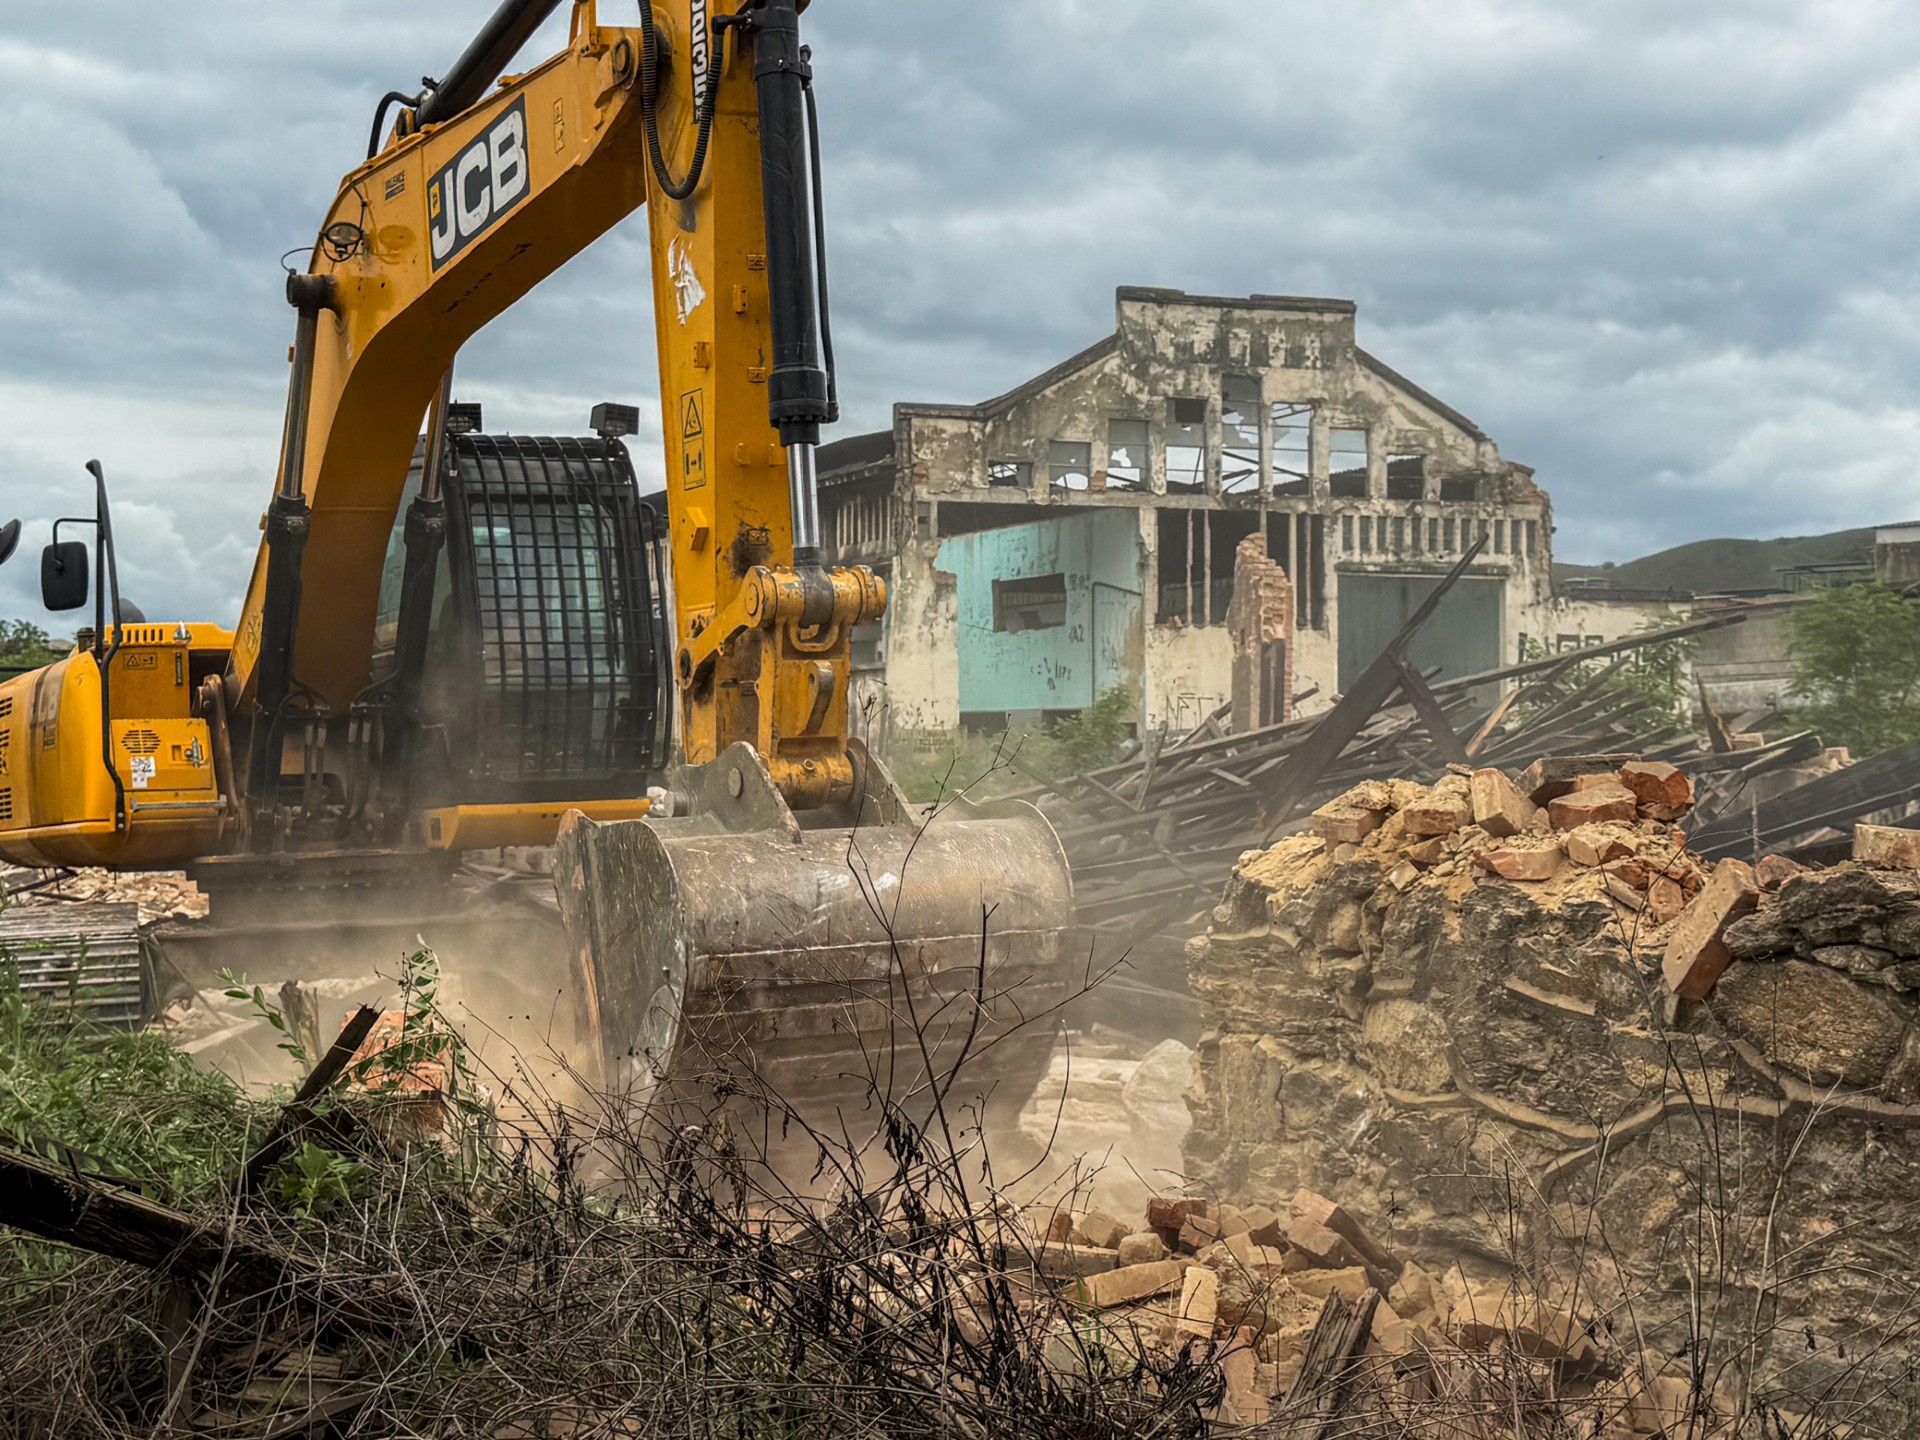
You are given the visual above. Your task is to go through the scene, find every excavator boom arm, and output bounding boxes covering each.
[231,0,871,819]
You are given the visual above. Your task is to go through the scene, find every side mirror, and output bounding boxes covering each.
[0,520,18,567]
[41,540,90,612]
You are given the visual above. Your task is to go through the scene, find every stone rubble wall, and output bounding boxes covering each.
[1183,763,1920,1416]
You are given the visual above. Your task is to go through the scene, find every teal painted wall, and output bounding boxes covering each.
[941,510,1143,715]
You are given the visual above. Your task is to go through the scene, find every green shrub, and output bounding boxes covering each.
[1786,582,1920,757]
[0,964,253,1204]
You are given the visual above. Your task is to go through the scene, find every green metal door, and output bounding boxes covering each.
[1337,572,1504,690]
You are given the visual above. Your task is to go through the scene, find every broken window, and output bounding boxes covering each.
[1329,427,1369,498]
[1442,517,1456,553]
[1427,517,1440,553]
[988,460,1032,489]
[1341,514,1355,553]
[1439,474,1477,502]
[1410,512,1423,555]
[1157,508,1257,627]
[1207,510,1261,622]
[1159,510,1196,623]
[937,502,1046,538]
[1359,514,1373,555]
[993,573,1067,634]
[1494,519,1507,554]
[1049,441,1092,492]
[1525,519,1540,556]
[1386,453,1425,501]
[1270,402,1313,496]
[1268,510,1327,630]
[1391,515,1406,555]
[1106,420,1149,492]
[1165,397,1210,495]
[1220,377,1262,495]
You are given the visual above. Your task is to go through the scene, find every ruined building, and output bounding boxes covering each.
[819,288,1553,741]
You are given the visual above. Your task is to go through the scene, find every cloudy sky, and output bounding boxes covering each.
[4,0,1919,627]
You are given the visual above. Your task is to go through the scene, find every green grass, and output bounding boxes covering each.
[0,965,255,1205]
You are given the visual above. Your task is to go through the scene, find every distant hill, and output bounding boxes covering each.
[1554,527,1877,595]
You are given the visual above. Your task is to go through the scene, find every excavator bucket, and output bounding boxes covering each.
[550,743,1075,1136]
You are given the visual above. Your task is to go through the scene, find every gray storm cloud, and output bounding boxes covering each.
[4,0,1919,628]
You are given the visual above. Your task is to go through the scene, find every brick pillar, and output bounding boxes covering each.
[1227,534,1295,732]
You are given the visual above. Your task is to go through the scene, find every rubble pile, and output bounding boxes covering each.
[0,863,207,923]
[1184,757,1920,1419]
[1022,1187,1742,1434]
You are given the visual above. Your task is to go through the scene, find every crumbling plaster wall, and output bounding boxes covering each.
[873,539,960,735]
[1546,594,1686,652]
[1143,625,1233,736]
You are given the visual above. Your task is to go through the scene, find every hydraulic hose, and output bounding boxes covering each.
[638,0,727,201]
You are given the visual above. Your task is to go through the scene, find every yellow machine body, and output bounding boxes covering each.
[0,625,230,868]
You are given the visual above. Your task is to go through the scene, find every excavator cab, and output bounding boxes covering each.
[366,430,673,825]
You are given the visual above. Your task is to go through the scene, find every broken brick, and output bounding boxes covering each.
[1288,1266,1376,1302]
[1116,1230,1171,1266]
[1661,858,1760,1000]
[1605,874,1647,912]
[1177,1265,1219,1336]
[1547,783,1639,830]
[1604,857,1651,889]
[1470,768,1540,839]
[1475,844,1562,882]
[1239,1205,1281,1246]
[1401,793,1473,837]
[1219,1330,1269,1424]
[1404,837,1449,867]
[1146,1197,1208,1230]
[1454,1298,1600,1371]
[1311,803,1383,847]
[1387,1261,1439,1324]
[1073,1210,1129,1251]
[1331,780,1395,813]
[1518,754,1641,806]
[1569,772,1627,793]
[1371,1303,1417,1354]
[1856,824,1920,871]
[1563,825,1634,868]
[1036,1241,1118,1278]
[1081,1258,1189,1308]
[1290,1189,1400,1279]
[1285,1216,1363,1270]
[1646,875,1686,925]
[1179,1213,1226,1253]
[1619,761,1693,814]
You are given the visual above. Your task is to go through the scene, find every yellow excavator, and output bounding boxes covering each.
[0,0,1072,1123]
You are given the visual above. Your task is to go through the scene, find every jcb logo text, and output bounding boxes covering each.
[428,97,530,270]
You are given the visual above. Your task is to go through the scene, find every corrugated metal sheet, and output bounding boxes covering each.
[0,904,146,1025]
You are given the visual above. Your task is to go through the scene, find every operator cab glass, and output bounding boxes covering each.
[372,433,670,808]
